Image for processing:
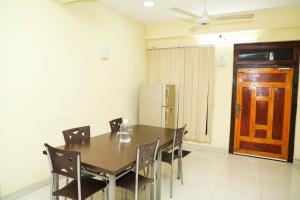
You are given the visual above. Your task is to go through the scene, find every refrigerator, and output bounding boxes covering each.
[139,84,176,128]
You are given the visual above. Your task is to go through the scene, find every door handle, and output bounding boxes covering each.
[165,110,168,126]
[166,87,169,104]
[236,103,242,118]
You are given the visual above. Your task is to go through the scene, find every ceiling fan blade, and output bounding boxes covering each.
[54,0,96,4]
[189,23,203,32]
[210,13,254,21]
[170,7,201,19]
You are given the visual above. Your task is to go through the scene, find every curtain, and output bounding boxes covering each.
[146,46,214,143]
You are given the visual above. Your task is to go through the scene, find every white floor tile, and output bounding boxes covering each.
[13,149,300,200]
[211,187,261,200]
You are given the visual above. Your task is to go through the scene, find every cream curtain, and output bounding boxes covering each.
[146,47,214,143]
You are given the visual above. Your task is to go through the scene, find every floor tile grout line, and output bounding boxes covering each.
[208,165,225,200]
[14,151,300,200]
[259,160,263,200]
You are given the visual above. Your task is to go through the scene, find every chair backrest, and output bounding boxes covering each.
[44,143,80,180]
[136,138,160,171]
[62,126,90,145]
[173,124,187,148]
[109,118,123,132]
[134,138,159,200]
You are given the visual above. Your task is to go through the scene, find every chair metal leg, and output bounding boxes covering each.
[176,147,184,184]
[179,158,183,185]
[177,158,181,179]
[150,163,154,200]
[53,174,59,200]
[65,178,69,200]
[50,174,54,200]
[170,161,173,198]
[153,162,157,200]
[156,149,162,200]
[180,148,184,185]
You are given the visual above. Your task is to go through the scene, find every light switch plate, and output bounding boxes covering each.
[101,47,109,60]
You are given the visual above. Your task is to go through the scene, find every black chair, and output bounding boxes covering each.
[161,124,187,198]
[44,143,107,200]
[109,118,123,132]
[116,138,160,200]
[62,126,90,145]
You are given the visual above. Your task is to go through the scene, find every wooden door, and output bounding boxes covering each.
[234,68,293,160]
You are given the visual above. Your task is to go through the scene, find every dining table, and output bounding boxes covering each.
[43,124,175,200]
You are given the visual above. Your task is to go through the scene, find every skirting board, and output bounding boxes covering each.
[182,141,300,165]
[1,179,50,200]
[294,159,300,165]
[183,141,228,154]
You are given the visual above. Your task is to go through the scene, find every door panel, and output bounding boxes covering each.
[234,68,293,160]
[272,88,285,140]
[240,87,251,136]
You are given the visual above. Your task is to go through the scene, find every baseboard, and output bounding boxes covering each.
[294,159,300,165]
[1,179,50,200]
[183,141,228,154]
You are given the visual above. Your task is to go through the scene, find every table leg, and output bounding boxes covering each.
[156,149,162,200]
[108,175,116,200]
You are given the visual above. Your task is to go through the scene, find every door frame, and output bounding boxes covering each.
[229,41,300,162]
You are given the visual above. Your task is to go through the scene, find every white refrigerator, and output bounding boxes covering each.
[139,84,176,128]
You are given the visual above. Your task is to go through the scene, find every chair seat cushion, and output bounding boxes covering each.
[161,151,179,164]
[53,176,107,199]
[116,171,153,193]
[161,150,191,164]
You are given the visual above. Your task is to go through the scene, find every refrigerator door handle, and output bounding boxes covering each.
[165,107,173,126]
[165,109,168,126]
[166,86,169,105]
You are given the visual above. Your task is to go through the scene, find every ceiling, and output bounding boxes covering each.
[101,0,300,23]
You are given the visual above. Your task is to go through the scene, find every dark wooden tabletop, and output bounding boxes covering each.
[46,125,175,175]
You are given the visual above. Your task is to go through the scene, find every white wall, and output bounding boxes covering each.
[0,0,146,197]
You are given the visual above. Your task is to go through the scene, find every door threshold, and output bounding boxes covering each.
[234,152,287,162]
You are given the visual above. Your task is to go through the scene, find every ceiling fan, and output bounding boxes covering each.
[53,0,96,4]
[170,0,254,31]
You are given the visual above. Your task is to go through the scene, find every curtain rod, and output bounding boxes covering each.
[146,44,214,50]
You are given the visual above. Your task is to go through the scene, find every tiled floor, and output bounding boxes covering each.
[15,148,300,200]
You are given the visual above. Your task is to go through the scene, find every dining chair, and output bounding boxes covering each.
[62,125,106,198]
[109,118,123,132]
[62,126,92,182]
[161,124,187,198]
[44,143,107,200]
[116,138,160,200]
[62,126,90,145]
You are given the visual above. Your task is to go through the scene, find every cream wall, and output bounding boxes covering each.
[0,0,146,197]
[146,27,300,160]
[146,5,300,39]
